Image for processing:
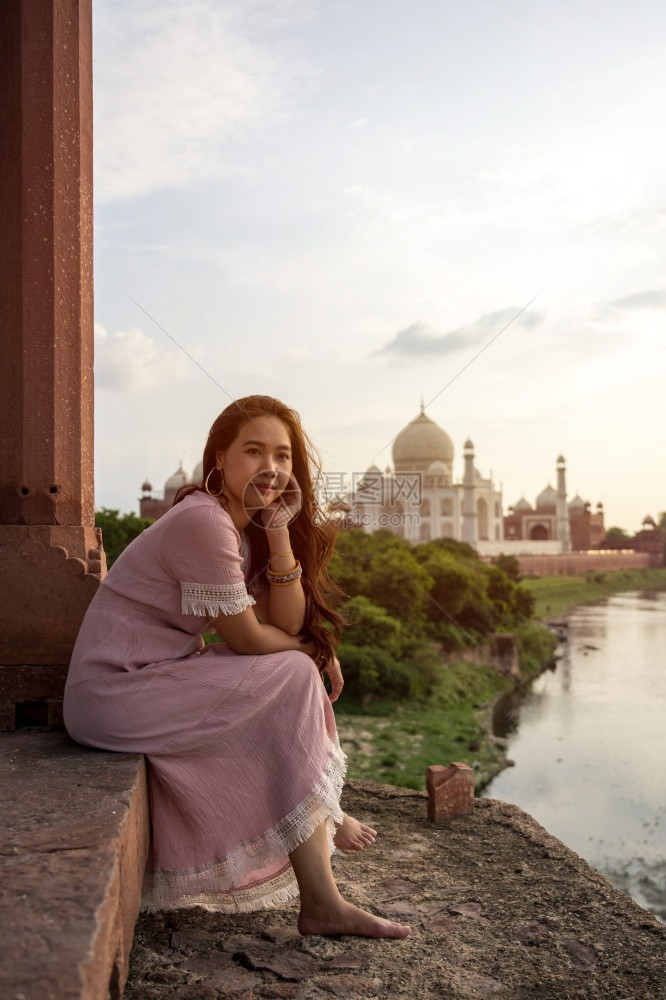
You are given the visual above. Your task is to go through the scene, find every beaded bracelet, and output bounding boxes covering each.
[267,574,301,587]
[266,559,300,578]
[265,559,302,585]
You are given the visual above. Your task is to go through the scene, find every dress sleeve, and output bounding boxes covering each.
[157,501,256,618]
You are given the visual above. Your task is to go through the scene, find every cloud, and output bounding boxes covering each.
[607,288,666,311]
[284,347,310,364]
[94,0,316,202]
[476,143,644,228]
[373,309,542,360]
[95,323,189,392]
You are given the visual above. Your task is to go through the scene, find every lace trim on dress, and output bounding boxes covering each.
[140,735,347,914]
[181,581,256,618]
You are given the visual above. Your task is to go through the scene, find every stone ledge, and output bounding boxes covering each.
[125,779,666,1000]
[0,730,149,1000]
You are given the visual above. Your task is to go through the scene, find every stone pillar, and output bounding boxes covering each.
[0,0,105,730]
[555,454,571,553]
[461,439,478,547]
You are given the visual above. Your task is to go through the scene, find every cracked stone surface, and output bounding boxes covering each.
[125,781,666,999]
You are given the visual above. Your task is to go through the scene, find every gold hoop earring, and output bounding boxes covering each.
[204,467,225,498]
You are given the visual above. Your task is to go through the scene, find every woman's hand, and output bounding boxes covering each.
[297,637,318,658]
[321,655,344,703]
[260,474,302,531]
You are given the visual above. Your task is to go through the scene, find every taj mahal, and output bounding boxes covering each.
[347,405,503,547]
[139,407,605,556]
[343,406,604,556]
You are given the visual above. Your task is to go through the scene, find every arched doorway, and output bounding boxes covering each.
[477,498,488,540]
[530,523,549,540]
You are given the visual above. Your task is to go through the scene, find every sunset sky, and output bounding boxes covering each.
[93,0,666,531]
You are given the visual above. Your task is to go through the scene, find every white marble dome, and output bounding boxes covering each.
[536,484,557,508]
[514,497,533,511]
[392,409,454,472]
[164,463,189,499]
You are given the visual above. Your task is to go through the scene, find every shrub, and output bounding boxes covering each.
[337,595,441,700]
[492,553,522,581]
[95,508,153,566]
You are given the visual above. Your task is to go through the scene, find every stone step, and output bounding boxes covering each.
[0,730,149,1000]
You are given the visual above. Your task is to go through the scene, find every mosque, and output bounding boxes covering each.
[138,408,605,555]
[139,460,203,521]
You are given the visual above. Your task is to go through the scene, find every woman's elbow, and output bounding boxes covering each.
[263,611,303,636]
[222,633,258,655]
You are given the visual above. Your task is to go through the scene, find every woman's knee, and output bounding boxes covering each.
[283,650,320,689]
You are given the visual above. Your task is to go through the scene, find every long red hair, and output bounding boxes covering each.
[174,395,344,661]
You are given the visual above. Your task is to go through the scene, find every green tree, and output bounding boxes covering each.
[328,526,540,701]
[340,595,405,658]
[491,552,522,581]
[328,529,372,599]
[95,508,153,567]
[658,512,666,548]
[364,546,434,633]
[482,564,535,628]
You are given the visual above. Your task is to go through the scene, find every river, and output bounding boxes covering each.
[483,590,666,924]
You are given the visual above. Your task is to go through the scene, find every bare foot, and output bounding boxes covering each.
[298,898,410,938]
[333,814,378,851]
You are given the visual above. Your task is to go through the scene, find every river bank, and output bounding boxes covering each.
[336,621,555,793]
[524,565,666,620]
[337,567,666,793]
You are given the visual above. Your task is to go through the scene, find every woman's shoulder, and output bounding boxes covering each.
[143,491,244,573]
[159,491,239,538]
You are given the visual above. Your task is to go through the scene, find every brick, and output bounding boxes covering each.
[426,763,475,822]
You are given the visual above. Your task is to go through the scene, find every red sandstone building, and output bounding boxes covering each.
[504,489,605,551]
[139,461,202,520]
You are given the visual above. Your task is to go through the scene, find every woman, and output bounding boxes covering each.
[64,395,410,938]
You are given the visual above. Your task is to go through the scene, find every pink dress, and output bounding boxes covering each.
[63,491,346,913]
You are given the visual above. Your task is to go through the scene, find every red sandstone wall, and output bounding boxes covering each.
[501,552,653,577]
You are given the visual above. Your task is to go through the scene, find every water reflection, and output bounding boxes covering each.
[483,592,666,923]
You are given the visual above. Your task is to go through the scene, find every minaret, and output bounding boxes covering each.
[556,454,571,552]
[462,439,478,546]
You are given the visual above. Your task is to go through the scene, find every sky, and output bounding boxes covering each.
[92,0,666,531]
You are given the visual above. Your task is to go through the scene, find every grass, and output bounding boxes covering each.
[336,665,509,792]
[336,622,554,792]
[524,566,666,619]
